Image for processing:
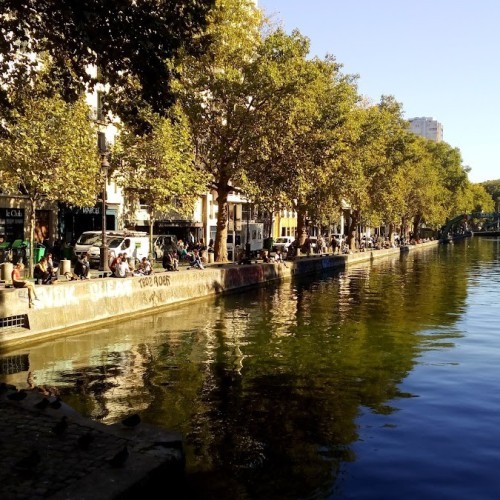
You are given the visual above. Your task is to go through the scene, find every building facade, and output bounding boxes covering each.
[408,117,443,142]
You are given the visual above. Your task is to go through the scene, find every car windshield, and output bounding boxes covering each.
[91,237,123,248]
[77,233,100,245]
[276,238,289,243]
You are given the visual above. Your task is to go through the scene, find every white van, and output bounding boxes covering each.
[73,231,102,259]
[87,231,150,267]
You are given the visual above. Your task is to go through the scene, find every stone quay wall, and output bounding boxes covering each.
[0,241,439,349]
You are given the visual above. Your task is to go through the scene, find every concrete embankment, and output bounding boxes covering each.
[0,241,439,350]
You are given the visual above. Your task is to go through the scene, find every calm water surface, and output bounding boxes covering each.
[2,237,500,499]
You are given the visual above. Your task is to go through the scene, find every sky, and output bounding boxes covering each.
[258,0,500,183]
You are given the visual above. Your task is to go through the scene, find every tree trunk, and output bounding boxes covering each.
[400,217,408,243]
[413,214,422,241]
[149,214,155,261]
[388,222,395,244]
[347,209,360,251]
[296,207,308,247]
[214,187,229,262]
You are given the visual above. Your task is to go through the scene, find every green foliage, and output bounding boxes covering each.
[113,107,204,220]
[175,0,265,260]
[243,31,360,243]
[481,180,500,203]
[0,62,99,274]
[0,78,100,205]
[0,0,215,134]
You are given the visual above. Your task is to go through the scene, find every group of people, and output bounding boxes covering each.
[261,249,287,265]
[33,253,58,285]
[64,251,153,281]
[10,234,216,309]
[109,252,153,277]
[162,238,212,271]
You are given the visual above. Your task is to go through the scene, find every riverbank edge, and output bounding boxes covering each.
[0,240,440,350]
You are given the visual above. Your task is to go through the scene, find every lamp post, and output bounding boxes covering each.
[100,153,110,273]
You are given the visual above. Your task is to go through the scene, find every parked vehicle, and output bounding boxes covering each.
[153,234,178,260]
[73,231,102,259]
[87,231,149,267]
[272,236,294,254]
[240,223,264,257]
[227,223,265,261]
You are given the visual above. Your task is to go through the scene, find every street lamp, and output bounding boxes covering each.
[100,153,110,273]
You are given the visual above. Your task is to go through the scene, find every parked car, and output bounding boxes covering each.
[272,236,294,253]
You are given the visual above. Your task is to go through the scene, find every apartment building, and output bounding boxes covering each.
[408,117,443,142]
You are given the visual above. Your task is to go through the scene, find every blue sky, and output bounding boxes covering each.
[258,0,499,183]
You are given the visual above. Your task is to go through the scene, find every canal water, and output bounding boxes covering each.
[1,237,499,499]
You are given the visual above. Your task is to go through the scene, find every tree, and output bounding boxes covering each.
[334,98,404,250]
[245,47,360,251]
[366,97,420,243]
[112,107,206,256]
[175,0,265,261]
[464,183,495,214]
[0,0,215,134]
[0,70,99,276]
[481,179,500,209]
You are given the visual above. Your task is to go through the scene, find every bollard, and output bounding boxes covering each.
[0,262,13,284]
[59,259,71,276]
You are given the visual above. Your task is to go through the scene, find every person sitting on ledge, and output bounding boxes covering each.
[34,256,54,284]
[188,249,204,270]
[114,255,132,278]
[74,253,90,279]
[12,262,40,307]
[135,256,153,275]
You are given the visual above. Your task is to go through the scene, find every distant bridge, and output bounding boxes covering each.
[441,212,500,241]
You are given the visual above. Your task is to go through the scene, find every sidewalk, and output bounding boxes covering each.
[0,385,185,499]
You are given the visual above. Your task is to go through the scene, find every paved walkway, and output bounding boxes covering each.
[0,385,185,499]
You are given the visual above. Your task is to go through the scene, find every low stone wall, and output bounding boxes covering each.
[0,241,439,348]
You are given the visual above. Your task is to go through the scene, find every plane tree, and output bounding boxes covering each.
[399,136,447,240]
[0,64,99,276]
[364,97,419,242]
[112,106,206,257]
[176,0,327,261]
[334,98,404,250]
[242,40,360,252]
[426,141,471,218]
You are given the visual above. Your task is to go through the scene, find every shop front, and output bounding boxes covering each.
[59,204,118,245]
[0,208,25,244]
